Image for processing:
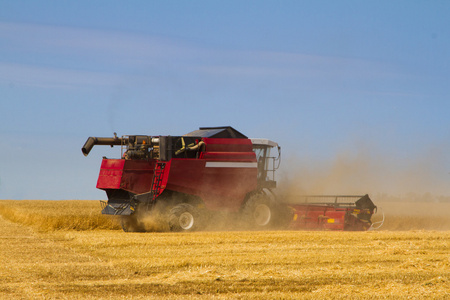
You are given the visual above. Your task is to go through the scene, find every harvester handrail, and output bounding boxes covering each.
[299,195,366,198]
[285,195,366,203]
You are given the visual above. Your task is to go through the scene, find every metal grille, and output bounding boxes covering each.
[285,195,365,207]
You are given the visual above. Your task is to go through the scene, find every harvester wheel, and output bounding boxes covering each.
[120,215,145,232]
[242,192,291,230]
[168,203,203,232]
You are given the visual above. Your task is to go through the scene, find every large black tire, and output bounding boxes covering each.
[241,192,292,230]
[120,215,146,232]
[168,203,204,232]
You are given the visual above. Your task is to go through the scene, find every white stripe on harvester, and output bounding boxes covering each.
[205,162,257,168]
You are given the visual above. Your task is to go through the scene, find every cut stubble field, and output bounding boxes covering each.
[0,200,449,299]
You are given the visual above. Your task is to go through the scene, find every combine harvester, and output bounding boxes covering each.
[82,127,378,232]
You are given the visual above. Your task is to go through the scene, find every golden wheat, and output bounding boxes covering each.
[0,200,449,299]
[0,200,120,231]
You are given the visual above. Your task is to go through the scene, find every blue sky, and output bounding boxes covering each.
[1,1,449,200]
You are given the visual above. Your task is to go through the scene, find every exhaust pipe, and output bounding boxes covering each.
[82,136,126,156]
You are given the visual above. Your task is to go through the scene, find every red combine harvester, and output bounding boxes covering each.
[82,127,377,232]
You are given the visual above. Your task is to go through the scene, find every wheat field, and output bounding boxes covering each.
[0,200,449,299]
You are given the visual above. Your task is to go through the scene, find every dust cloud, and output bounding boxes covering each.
[277,145,450,231]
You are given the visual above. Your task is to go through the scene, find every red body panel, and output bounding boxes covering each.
[202,138,254,152]
[96,159,125,190]
[167,159,257,211]
[288,204,371,231]
[200,152,256,160]
[96,138,257,211]
[97,159,155,194]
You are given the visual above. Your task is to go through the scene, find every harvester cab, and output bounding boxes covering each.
[250,138,280,189]
[82,126,378,232]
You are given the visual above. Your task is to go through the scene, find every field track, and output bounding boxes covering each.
[0,200,449,299]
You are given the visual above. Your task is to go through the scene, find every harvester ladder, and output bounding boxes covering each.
[150,161,166,203]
